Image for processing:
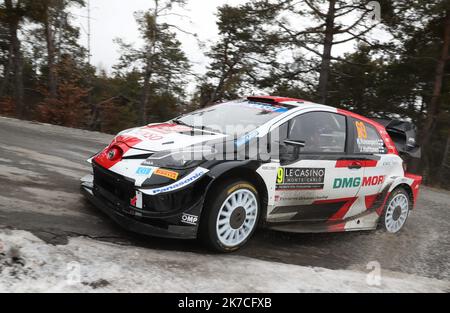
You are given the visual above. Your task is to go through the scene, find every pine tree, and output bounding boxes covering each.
[114,0,191,124]
[197,3,279,107]
[27,0,86,99]
[254,0,383,104]
[0,0,27,117]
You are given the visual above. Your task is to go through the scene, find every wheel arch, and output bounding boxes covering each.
[387,174,422,209]
[390,183,415,208]
[202,162,269,224]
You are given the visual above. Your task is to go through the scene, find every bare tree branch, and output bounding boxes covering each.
[333,24,378,45]
[303,0,326,19]
[334,9,371,34]
[165,23,196,36]
[278,22,324,58]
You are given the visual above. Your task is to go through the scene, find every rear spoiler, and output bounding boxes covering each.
[372,118,421,159]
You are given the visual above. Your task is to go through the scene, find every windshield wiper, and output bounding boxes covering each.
[173,119,223,134]
[200,125,223,134]
[173,119,193,128]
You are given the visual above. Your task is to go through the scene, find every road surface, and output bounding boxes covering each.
[0,116,449,289]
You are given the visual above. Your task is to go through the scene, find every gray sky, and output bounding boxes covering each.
[72,0,249,76]
[72,0,388,87]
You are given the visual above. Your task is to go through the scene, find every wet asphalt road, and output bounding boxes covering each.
[0,117,449,282]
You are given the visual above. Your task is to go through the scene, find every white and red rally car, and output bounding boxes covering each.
[81,96,422,252]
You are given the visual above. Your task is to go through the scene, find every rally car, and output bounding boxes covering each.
[81,96,422,252]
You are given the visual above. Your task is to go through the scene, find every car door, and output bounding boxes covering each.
[349,117,398,215]
[269,111,365,223]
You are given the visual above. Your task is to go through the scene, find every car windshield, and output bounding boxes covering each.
[174,100,291,136]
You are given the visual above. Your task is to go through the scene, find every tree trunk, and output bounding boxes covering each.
[420,11,450,149]
[438,131,450,186]
[0,45,13,98]
[45,11,58,99]
[5,0,25,118]
[90,104,100,130]
[138,0,160,125]
[140,67,151,125]
[207,74,228,107]
[317,0,336,105]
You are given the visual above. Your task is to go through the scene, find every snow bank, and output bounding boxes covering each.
[0,230,448,293]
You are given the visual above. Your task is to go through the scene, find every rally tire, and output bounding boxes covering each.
[379,187,411,233]
[200,180,260,252]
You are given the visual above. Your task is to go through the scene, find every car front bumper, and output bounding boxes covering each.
[80,174,202,239]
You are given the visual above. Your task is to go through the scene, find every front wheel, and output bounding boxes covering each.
[380,188,411,233]
[200,180,260,252]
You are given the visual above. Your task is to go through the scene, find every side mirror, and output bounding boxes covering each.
[280,139,306,165]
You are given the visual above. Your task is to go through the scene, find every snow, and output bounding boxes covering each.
[0,230,448,293]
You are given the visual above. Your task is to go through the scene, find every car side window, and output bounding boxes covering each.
[353,119,387,154]
[287,112,347,153]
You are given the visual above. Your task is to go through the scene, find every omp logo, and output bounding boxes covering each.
[333,175,384,189]
[181,213,198,225]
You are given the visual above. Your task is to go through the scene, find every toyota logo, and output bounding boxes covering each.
[107,146,122,161]
[107,149,116,160]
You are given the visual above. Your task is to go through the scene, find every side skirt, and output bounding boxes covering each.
[266,209,380,233]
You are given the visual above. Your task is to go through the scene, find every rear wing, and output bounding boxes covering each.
[372,118,421,159]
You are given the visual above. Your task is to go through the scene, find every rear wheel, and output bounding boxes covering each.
[380,188,411,233]
[200,180,260,252]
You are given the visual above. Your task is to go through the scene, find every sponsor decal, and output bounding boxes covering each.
[333,175,385,189]
[140,167,209,195]
[154,168,179,180]
[145,123,191,134]
[141,133,164,141]
[141,159,156,167]
[181,213,198,225]
[130,191,143,208]
[130,196,137,206]
[230,101,288,113]
[274,195,329,202]
[356,138,386,153]
[355,121,368,139]
[276,167,325,190]
[135,167,155,176]
[131,123,192,141]
[407,137,416,145]
[355,121,386,153]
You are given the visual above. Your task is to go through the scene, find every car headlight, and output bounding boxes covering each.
[142,146,216,169]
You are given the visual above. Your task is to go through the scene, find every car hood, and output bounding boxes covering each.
[116,123,228,156]
[93,123,260,186]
